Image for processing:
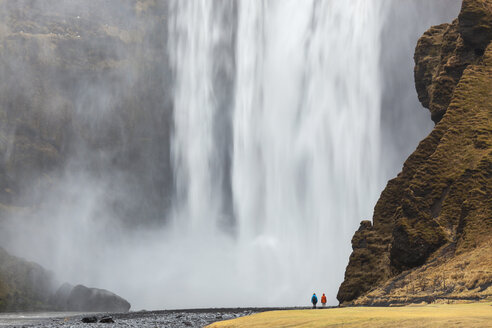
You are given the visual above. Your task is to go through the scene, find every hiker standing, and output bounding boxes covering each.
[311,293,318,309]
[321,293,327,307]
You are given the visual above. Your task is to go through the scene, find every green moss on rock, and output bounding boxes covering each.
[338,0,492,304]
[0,248,55,311]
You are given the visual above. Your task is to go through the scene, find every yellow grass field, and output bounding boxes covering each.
[207,302,492,328]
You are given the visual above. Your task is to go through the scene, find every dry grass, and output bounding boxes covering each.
[207,302,492,328]
[353,239,492,305]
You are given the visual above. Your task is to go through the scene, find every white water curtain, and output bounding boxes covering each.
[168,0,384,306]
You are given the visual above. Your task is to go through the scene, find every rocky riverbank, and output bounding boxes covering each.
[0,307,306,328]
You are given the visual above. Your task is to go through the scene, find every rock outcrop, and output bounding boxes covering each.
[0,248,131,312]
[55,283,131,312]
[338,0,492,305]
[0,247,55,311]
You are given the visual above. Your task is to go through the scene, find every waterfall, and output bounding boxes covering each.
[168,0,384,306]
[168,0,236,234]
[0,0,464,312]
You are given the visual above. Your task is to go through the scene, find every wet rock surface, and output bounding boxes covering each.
[63,284,131,313]
[98,316,114,323]
[81,316,98,323]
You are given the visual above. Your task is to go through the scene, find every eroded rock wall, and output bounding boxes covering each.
[0,247,131,312]
[337,0,492,305]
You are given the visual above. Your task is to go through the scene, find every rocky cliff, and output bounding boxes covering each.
[0,0,166,311]
[338,0,492,305]
[0,247,54,310]
[0,0,173,224]
[0,248,130,312]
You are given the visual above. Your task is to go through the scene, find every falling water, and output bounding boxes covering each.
[168,0,384,306]
[168,0,236,234]
[0,0,465,312]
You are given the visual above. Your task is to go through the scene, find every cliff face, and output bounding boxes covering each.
[0,247,55,310]
[0,0,173,223]
[338,0,492,305]
[0,0,166,311]
[0,248,131,312]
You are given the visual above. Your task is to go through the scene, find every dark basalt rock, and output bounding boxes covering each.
[51,282,131,312]
[63,284,131,312]
[81,316,98,323]
[99,316,115,323]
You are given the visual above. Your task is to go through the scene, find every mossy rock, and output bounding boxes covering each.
[338,0,492,304]
[0,248,55,311]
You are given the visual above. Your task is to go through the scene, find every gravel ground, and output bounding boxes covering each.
[0,307,310,328]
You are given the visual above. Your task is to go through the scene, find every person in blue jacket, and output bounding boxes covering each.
[311,293,318,309]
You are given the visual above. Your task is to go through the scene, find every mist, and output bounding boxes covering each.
[0,0,461,310]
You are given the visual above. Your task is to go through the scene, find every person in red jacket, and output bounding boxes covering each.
[321,293,327,307]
